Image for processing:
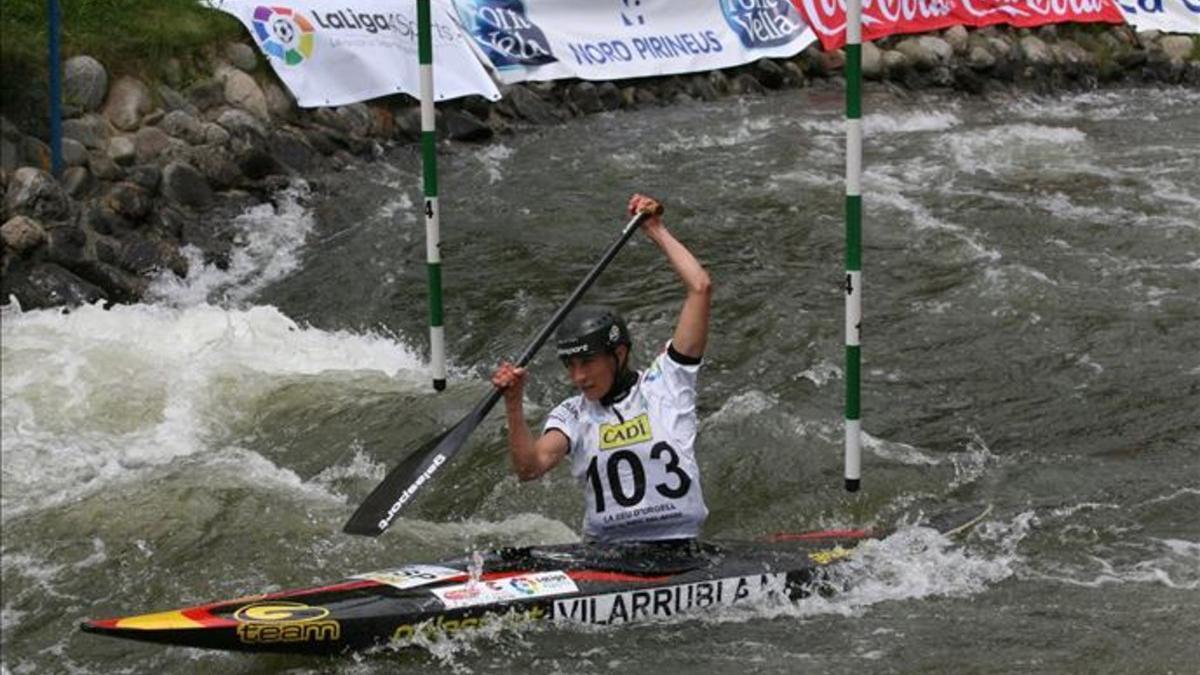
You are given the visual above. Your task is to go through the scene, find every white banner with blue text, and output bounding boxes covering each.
[1117,0,1200,33]
[206,0,500,107]
[450,0,817,84]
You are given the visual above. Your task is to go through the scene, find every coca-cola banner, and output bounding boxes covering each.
[205,0,500,107]
[1117,0,1200,33]
[450,0,818,83]
[791,0,1127,51]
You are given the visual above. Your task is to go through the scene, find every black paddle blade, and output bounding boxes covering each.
[342,415,479,536]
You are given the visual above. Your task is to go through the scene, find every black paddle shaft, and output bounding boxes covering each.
[343,207,659,536]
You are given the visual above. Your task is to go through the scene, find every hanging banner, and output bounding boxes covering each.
[449,0,818,83]
[791,0,1127,51]
[205,0,500,107]
[1118,0,1200,33]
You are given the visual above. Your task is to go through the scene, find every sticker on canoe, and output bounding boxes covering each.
[350,564,464,590]
[808,545,855,565]
[432,571,578,609]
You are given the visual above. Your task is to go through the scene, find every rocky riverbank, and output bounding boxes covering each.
[1,24,1197,311]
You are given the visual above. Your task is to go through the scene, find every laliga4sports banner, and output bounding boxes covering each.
[205,0,500,107]
[1117,0,1200,33]
[791,0,1127,51]
[449,0,819,83]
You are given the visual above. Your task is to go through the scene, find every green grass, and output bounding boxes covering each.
[1,0,244,132]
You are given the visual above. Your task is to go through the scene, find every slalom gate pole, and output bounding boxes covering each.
[418,0,446,391]
[844,0,863,492]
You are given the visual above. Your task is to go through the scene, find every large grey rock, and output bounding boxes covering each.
[44,224,88,267]
[63,55,108,111]
[159,110,207,145]
[20,136,50,170]
[1161,36,1195,62]
[566,81,604,114]
[87,151,122,181]
[752,58,786,89]
[108,135,136,166]
[125,164,162,193]
[498,84,565,125]
[225,42,259,72]
[263,81,297,120]
[4,262,107,309]
[103,182,152,221]
[216,108,267,141]
[730,73,765,96]
[61,166,93,198]
[1,137,18,172]
[220,66,270,121]
[102,76,154,131]
[335,104,373,137]
[62,113,112,150]
[61,138,88,167]
[440,109,492,142]
[1,215,46,254]
[895,36,953,71]
[202,122,231,146]
[5,167,69,221]
[185,78,225,112]
[1019,36,1054,66]
[134,126,175,164]
[968,45,997,71]
[162,161,213,210]
[73,259,147,303]
[157,84,198,116]
[943,26,970,55]
[863,42,884,79]
[270,128,317,173]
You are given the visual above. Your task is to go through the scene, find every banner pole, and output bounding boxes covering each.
[47,0,63,177]
[844,0,863,492]
[418,0,446,391]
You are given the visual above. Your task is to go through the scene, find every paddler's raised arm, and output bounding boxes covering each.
[491,362,568,481]
[629,194,712,360]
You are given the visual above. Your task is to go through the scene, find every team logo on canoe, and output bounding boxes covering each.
[599,413,652,450]
[234,602,340,644]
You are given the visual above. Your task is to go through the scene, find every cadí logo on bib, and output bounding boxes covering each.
[599,413,652,450]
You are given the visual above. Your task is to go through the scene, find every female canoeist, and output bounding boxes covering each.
[491,193,713,543]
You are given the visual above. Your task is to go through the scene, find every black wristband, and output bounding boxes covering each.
[667,344,702,366]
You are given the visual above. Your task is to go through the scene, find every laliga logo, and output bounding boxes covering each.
[458,0,557,67]
[721,0,804,49]
[509,577,541,595]
[252,6,315,66]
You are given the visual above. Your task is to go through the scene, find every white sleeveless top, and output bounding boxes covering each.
[544,344,708,542]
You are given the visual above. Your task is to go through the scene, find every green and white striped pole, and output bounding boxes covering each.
[418,0,446,391]
[844,0,863,492]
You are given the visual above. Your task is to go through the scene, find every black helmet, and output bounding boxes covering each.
[556,305,631,360]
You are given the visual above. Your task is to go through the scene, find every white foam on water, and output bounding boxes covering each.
[1005,91,1131,122]
[1036,191,1136,226]
[475,143,515,184]
[0,302,426,521]
[862,432,941,466]
[702,390,778,428]
[655,114,776,153]
[944,124,1089,176]
[374,190,417,224]
[864,109,961,134]
[1138,487,1200,507]
[146,181,316,307]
